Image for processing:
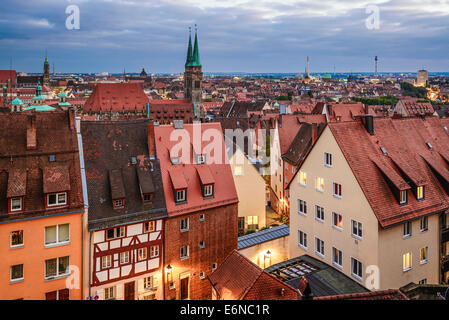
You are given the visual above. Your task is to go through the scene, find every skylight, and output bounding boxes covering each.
[380,147,387,155]
[426,142,433,150]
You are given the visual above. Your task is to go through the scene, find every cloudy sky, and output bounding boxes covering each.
[1,0,448,73]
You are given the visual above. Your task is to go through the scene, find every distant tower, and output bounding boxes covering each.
[43,51,50,85]
[184,26,203,118]
[305,56,310,79]
[375,55,378,77]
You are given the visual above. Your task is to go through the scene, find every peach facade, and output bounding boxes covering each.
[0,211,84,300]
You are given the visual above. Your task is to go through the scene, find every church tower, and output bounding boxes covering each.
[43,52,50,85]
[184,26,203,118]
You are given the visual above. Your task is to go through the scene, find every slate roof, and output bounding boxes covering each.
[266,254,369,297]
[208,250,299,300]
[83,83,149,113]
[238,224,289,250]
[328,116,449,227]
[81,119,167,231]
[0,111,83,221]
[220,101,265,118]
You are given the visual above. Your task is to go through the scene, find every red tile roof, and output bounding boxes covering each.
[0,70,17,83]
[208,250,299,300]
[399,100,435,116]
[328,117,449,227]
[314,289,409,300]
[43,164,71,194]
[154,122,238,217]
[149,99,195,124]
[83,83,149,113]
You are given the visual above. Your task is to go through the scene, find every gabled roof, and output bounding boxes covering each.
[154,122,238,217]
[81,119,167,231]
[208,250,299,300]
[328,117,449,227]
[83,83,149,113]
[314,289,409,300]
[148,99,194,124]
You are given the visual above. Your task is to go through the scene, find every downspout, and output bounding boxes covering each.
[162,219,166,299]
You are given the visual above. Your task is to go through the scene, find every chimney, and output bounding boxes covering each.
[363,115,374,135]
[311,123,318,144]
[68,108,75,130]
[26,113,37,150]
[148,121,155,160]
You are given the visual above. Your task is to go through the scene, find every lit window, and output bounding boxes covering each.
[351,258,363,280]
[420,247,428,264]
[298,171,307,185]
[45,256,69,278]
[332,212,343,230]
[10,198,23,212]
[332,247,342,267]
[324,152,332,167]
[234,165,243,176]
[403,252,412,271]
[315,237,324,257]
[150,245,159,258]
[10,264,24,282]
[351,220,362,239]
[316,177,324,192]
[120,251,129,264]
[403,221,412,238]
[102,255,112,269]
[180,218,189,232]
[298,230,307,249]
[247,216,259,230]
[315,205,324,221]
[45,224,70,246]
[420,217,428,232]
[10,230,24,247]
[47,192,67,207]
[400,190,407,204]
[333,183,342,198]
[143,276,153,290]
[144,221,156,233]
[138,248,147,261]
[417,186,424,200]
[297,199,307,215]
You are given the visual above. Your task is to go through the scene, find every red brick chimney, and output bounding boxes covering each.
[311,122,318,144]
[27,113,37,150]
[68,109,75,130]
[148,121,155,159]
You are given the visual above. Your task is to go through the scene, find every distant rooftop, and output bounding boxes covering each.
[238,224,289,250]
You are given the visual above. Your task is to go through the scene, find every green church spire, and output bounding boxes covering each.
[185,28,193,67]
[191,25,201,67]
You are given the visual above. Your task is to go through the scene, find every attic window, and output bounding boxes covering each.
[197,154,206,164]
[131,157,137,165]
[171,157,180,165]
[113,199,125,209]
[203,184,214,198]
[400,190,407,205]
[416,186,424,201]
[426,142,433,150]
[143,193,153,203]
[380,147,387,155]
[175,189,186,203]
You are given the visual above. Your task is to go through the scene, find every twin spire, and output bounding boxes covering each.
[185,25,201,67]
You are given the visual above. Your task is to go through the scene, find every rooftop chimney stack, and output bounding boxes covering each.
[148,121,155,160]
[68,109,75,130]
[363,115,374,135]
[27,113,37,150]
[311,123,318,144]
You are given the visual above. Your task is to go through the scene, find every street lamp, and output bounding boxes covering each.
[264,250,272,268]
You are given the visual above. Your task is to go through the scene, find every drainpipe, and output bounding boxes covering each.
[162,219,166,299]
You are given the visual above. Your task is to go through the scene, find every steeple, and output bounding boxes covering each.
[191,25,201,67]
[185,28,193,67]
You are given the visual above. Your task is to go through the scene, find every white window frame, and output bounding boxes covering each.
[143,276,153,290]
[351,220,363,239]
[45,256,70,279]
[203,184,214,197]
[114,199,124,207]
[298,171,307,186]
[298,230,307,250]
[403,252,412,271]
[144,221,156,233]
[332,212,343,230]
[102,255,112,269]
[10,197,23,212]
[351,257,363,281]
[315,237,324,257]
[10,230,24,248]
[197,154,206,164]
[45,224,70,247]
[420,247,428,264]
[150,245,159,258]
[47,192,67,207]
[10,264,24,282]
[420,216,428,232]
[176,189,186,202]
[138,247,147,261]
[333,182,342,198]
[324,152,332,167]
[120,251,129,264]
[315,205,324,222]
[297,199,307,216]
[316,177,324,192]
[180,218,189,232]
[403,221,412,238]
[332,247,343,268]
[400,190,407,204]
[106,227,125,240]
[104,286,115,300]
[180,245,189,260]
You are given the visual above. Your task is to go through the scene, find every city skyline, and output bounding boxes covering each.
[1,0,449,73]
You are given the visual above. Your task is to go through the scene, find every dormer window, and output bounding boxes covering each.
[197,154,206,164]
[113,199,125,209]
[400,190,407,205]
[416,186,424,201]
[47,192,67,207]
[203,184,214,198]
[175,189,186,203]
[10,197,23,212]
[171,157,180,165]
[143,193,153,203]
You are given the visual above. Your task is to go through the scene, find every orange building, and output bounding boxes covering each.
[0,111,84,300]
